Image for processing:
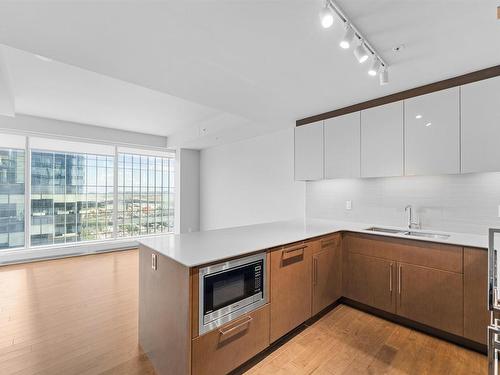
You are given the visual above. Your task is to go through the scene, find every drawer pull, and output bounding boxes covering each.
[282,245,306,260]
[219,316,253,336]
[389,262,393,293]
[313,258,318,286]
[398,265,402,297]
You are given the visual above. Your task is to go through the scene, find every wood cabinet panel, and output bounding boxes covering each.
[464,247,489,344]
[345,232,462,273]
[312,235,342,315]
[191,304,270,375]
[294,121,324,181]
[396,263,464,336]
[270,242,312,342]
[345,253,396,314]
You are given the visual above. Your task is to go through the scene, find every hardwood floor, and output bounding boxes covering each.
[0,250,488,375]
[244,305,487,375]
[0,250,155,375]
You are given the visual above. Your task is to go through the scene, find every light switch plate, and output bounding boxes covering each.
[346,200,352,210]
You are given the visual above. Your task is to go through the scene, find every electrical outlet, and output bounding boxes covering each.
[345,200,352,210]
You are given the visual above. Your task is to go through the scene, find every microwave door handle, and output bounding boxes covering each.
[489,229,500,311]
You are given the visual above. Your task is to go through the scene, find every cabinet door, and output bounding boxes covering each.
[295,121,324,180]
[324,112,360,179]
[270,242,312,342]
[396,263,463,336]
[312,236,342,315]
[464,247,489,344]
[461,75,500,173]
[192,304,270,375]
[405,87,460,176]
[361,101,404,178]
[345,253,396,313]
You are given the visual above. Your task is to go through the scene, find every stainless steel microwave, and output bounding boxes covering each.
[199,252,267,335]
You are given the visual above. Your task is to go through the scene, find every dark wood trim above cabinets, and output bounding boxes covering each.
[296,64,500,126]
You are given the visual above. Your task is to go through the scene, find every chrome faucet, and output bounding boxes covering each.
[405,205,420,230]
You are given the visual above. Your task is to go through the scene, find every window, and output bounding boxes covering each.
[117,153,174,237]
[31,151,115,246]
[0,134,175,251]
[0,148,25,249]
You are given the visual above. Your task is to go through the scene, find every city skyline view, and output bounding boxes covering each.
[0,147,175,250]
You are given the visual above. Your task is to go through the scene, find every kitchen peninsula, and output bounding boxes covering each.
[138,218,489,375]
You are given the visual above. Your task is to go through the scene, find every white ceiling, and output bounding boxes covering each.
[4,46,220,137]
[0,0,498,148]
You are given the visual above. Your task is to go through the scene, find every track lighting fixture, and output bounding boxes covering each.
[339,25,355,49]
[319,0,389,85]
[354,43,369,64]
[319,5,334,29]
[379,67,389,85]
[368,58,381,76]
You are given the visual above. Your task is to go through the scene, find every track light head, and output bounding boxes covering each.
[353,43,369,63]
[368,58,381,76]
[339,25,355,49]
[319,5,334,28]
[379,67,389,85]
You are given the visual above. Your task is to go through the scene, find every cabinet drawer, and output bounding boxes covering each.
[191,304,270,375]
[397,240,462,273]
[345,233,462,273]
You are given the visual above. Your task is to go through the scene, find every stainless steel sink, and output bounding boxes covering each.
[365,227,450,240]
[405,231,450,240]
[365,227,406,234]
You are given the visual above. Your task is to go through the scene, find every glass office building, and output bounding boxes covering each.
[117,154,175,237]
[31,151,115,246]
[0,148,25,250]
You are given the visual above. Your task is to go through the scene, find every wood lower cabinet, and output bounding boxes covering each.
[396,262,464,336]
[191,304,270,375]
[312,235,342,315]
[270,242,312,342]
[345,252,396,314]
[464,247,490,344]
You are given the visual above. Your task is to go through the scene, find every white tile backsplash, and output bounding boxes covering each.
[306,173,500,235]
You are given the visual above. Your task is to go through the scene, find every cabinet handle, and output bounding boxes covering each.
[398,264,402,297]
[282,245,306,260]
[313,258,318,286]
[389,262,393,293]
[151,253,157,270]
[219,316,253,336]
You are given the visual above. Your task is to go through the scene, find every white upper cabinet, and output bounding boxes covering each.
[294,121,324,181]
[461,76,500,174]
[361,101,404,178]
[324,112,360,179]
[404,87,460,176]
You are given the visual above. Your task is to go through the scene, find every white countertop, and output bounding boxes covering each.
[138,218,489,268]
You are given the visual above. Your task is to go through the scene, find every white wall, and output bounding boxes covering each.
[306,173,500,235]
[200,129,305,230]
[175,148,201,233]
